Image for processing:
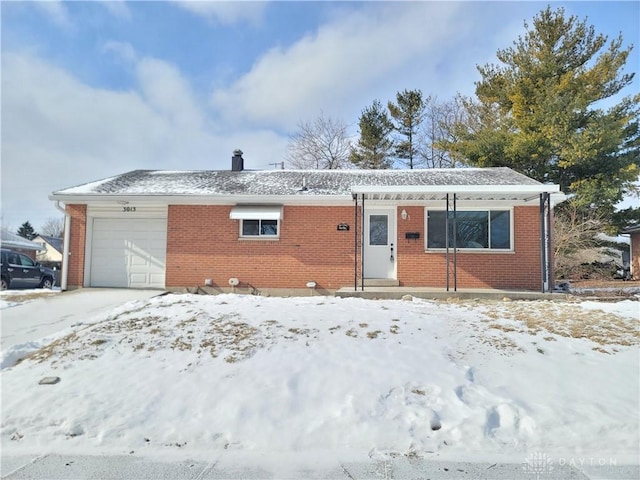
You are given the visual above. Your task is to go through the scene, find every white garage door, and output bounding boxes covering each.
[90,218,167,288]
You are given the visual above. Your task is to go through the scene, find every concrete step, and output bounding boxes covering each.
[362,278,400,287]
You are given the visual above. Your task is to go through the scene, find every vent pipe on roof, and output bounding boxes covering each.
[232,149,244,172]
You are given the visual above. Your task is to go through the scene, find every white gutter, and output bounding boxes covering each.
[54,201,71,291]
[350,184,561,195]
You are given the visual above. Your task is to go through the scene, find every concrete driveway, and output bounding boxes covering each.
[0,288,162,355]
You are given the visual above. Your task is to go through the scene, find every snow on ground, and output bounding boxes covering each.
[1,294,638,469]
[0,288,60,310]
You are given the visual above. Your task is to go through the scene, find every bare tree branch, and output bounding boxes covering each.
[40,217,64,237]
[418,95,468,168]
[553,201,610,277]
[286,113,352,169]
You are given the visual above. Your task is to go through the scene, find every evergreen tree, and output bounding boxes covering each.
[350,100,394,169]
[445,6,639,221]
[388,89,427,169]
[17,221,38,240]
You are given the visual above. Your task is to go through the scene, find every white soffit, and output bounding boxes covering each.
[229,205,283,220]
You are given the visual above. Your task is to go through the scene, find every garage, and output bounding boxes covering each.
[88,216,167,288]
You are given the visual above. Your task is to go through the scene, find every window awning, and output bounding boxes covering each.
[229,205,283,220]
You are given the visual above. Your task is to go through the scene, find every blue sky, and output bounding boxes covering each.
[1,1,639,231]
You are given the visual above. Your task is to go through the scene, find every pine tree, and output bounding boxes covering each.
[350,100,394,169]
[445,6,639,221]
[388,89,427,169]
[17,221,38,240]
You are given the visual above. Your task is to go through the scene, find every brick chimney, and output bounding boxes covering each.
[231,149,244,171]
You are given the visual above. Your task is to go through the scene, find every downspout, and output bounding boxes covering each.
[54,201,71,291]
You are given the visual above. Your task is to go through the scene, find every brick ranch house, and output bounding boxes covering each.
[50,153,566,294]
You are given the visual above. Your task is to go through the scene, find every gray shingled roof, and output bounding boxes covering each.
[53,167,544,197]
[38,235,63,254]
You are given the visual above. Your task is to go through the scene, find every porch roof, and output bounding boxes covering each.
[350,183,565,203]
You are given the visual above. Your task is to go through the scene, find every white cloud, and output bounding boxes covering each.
[171,0,267,25]
[32,0,71,28]
[210,2,464,130]
[98,0,132,20]
[0,53,288,231]
[136,58,206,131]
[102,40,138,64]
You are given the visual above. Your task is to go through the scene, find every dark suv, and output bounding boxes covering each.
[0,248,56,290]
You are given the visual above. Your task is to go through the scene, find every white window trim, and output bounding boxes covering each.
[239,218,280,240]
[424,207,514,252]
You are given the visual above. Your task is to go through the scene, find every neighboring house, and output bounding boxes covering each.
[33,235,64,267]
[622,225,640,279]
[49,152,565,293]
[1,228,44,260]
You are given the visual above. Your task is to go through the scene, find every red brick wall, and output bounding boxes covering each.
[66,204,87,287]
[631,232,640,280]
[166,205,357,290]
[396,205,542,291]
[67,202,545,291]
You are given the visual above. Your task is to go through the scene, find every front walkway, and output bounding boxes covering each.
[335,286,561,301]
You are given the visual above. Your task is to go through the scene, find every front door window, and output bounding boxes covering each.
[369,215,388,246]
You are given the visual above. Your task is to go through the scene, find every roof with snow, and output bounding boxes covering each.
[1,228,45,251]
[51,168,560,202]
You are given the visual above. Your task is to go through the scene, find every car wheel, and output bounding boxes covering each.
[40,277,53,289]
[1,277,8,291]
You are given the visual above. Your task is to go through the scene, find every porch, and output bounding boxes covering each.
[335,285,563,301]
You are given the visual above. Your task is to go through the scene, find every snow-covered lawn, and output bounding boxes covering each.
[0,288,60,310]
[1,293,638,468]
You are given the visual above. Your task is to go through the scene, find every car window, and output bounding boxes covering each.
[18,254,36,267]
[7,253,20,265]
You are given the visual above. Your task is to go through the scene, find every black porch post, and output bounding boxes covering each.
[445,193,450,291]
[546,192,553,290]
[540,193,547,293]
[354,194,358,291]
[453,193,457,292]
[361,195,365,291]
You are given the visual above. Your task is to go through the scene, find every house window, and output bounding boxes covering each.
[426,209,512,250]
[229,205,283,239]
[241,219,279,237]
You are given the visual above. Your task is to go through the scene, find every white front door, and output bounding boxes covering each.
[364,208,396,279]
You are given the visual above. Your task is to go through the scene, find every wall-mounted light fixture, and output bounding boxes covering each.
[401,209,408,220]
